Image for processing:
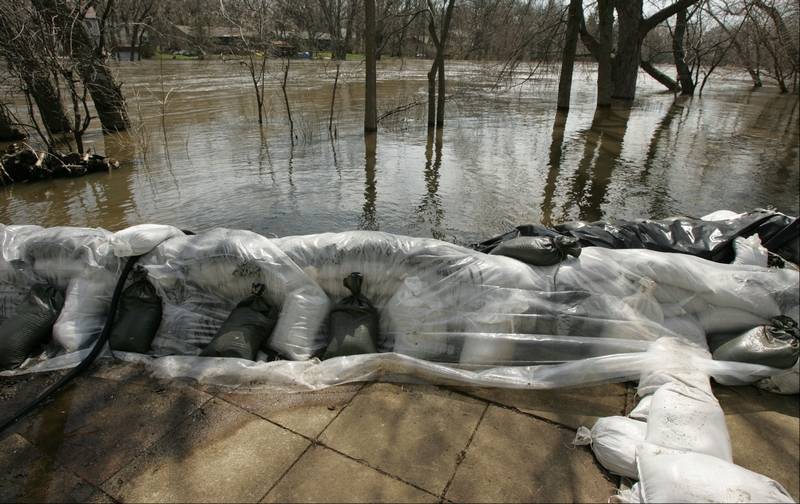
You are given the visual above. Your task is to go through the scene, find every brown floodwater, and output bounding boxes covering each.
[1,59,798,243]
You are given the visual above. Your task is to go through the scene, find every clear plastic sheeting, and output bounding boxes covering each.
[110,224,185,257]
[0,224,120,351]
[139,229,330,360]
[2,222,798,503]
[0,225,797,384]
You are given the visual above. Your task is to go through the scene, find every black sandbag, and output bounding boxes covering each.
[712,316,799,369]
[0,284,64,369]
[553,211,787,263]
[489,236,581,266]
[200,283,278,360]
[474,210,799,264]
[109,268,162,353]
[324,272,378,358]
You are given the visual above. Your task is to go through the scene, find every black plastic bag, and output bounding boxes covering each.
[0,284,64,369]
[489,236,581,266]
[109,268,163,354]
[324,273,378,358]
[474,210,799,265]
[201,283,279,360]
[712,316,799,369]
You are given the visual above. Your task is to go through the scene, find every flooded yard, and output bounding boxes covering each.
[1,58,798,242]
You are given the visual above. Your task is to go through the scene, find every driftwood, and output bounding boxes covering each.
[0,144,120,185]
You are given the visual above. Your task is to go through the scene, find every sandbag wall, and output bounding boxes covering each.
[1,223,799,382]
[2,221,799,503]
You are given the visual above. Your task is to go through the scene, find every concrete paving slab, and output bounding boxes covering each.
[0,433,110,503]
[715,385,800,501]
[16,375,210,485]
[262,445,437,503]
[222,384,362,438]
[445,405,615,503]
[319,383,486,495]
[102,398,310,503]
[457,383,628,429]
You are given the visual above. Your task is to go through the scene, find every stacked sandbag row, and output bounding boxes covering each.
[0,224,333,370]
[133,227,330,360]
[575,339,794,503]
[555,246,799,348]
[0,224,121,370]
[3,224,798,377]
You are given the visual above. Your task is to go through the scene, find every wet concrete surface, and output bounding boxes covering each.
[0,361,798,503]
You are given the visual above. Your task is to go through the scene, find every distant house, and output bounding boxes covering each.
[110,24,151,60]
[172,25,258,51]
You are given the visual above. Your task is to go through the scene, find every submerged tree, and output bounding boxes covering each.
[219,0,272,126]
[557,0,583,110]
[32,0,130,132]
[365,0,378,132]
[425,0,456,128]
[580,0,701,101]
[0,5,71,135]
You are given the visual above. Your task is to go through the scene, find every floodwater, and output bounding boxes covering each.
[1,59,798,243]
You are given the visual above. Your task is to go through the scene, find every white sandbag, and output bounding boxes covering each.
[628,395,652,421]
[52,271,116,351]
[698,306,770,334]
[756,358,799,395]
[701,209,744,221]
[661,315,706,347]
[110,224,185,257]
[733,235,769,267]
[143,229,330,360]
[636,443,794,503]
[14,226,119,288]
[637,338,714,396]
[645,382,732,461]
[574,416,646,478]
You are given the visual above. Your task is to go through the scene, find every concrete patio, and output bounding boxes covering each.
[1,360,798,503]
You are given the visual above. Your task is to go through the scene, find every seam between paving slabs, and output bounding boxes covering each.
[218,384,444,502]
[446,388,620,491]
[248,382,441,503]
[251,382,366,503]
[438,401,489,503]
[443,387,583,432]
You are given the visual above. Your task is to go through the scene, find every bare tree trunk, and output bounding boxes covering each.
[329,62,340,133]
[364,0,378,133]
[129,24,140,62]
[0,102,25,141]
[612,0,643,100]
[596,0,615,106]
[557,0,583,110]
[640,60,680,91]
[427,59,438,127]
[435,53,445,127]
[428,0,455,128]
[24,70,71,134]
[281,58,294,143]
[673,8,695,95]
[33,0,130,132]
